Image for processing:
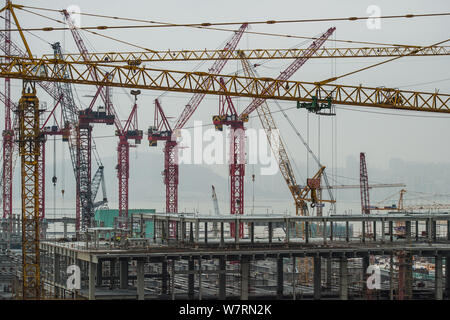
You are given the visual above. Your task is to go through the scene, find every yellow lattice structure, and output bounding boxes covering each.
[18,81,41,299]
[41,46,450,63]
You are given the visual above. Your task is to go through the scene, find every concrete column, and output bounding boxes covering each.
[339,257,348,300]
[119,259,129,289]
[162,260,168,295]
[345,221,349,242]
[416,221,419,242]
[54,253,60,285]
[373,221,377,241]
[362,221,366,243]
[405,221,411,242]
[189,222,194,243]
[330,222,333,242]
[326,258,332,289]
[188,258,195,299]
[313,256,321,300]
[433,220,437,242]
[305,222,309,243]
[220,222,224,247]
[250,222,254,244]
[436,255,443,300]
[389,221,393,242]
[204,222,208,244]
[88,260,96,300]
[323,220,327,244]
[235,219,239,244]
[277,257,283,299]
[137,260,145,300]
[96,260,102,286]
[268,222,273,243]
[405,253,413,299]
[381,219,385,243]
[181,219,186,244]
[110,259,116,289]
[195,220,200,244]
[241,257,250,300]
[161,220,167,243]
[292,257,296,300]
[427,218,432,242]
[285,219,290,243]
[63,222,67,239]
[218,257,226,300]
[389,254,394,300]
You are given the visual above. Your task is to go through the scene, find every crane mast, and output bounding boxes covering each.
[19,81,41,299]
[116,90,142,230]
[360,152,372,236]
[2,0,12,233]
[213,78,246,237]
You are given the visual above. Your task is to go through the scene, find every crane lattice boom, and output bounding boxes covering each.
[1,55,447,113]
[44,46,450,63]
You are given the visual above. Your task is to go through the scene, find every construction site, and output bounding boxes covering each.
[0,0,450,302]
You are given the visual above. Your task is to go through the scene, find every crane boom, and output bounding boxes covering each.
[239,27,336,215]
[62,9,124,132]
[174,23,248,130]
[295,183,406,189]
[360,152,371,215]
[241,56,306,214]
[51,42,80,181]
[92,165,108,209]
[0,55,449,113]
[46,46,450,63]
[240,27,336,117]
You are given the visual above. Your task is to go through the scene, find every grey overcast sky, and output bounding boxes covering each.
[2,0,450,212]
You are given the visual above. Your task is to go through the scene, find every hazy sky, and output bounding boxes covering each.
[2,0,450,213]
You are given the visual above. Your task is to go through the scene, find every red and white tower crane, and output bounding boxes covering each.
[148,24,248,230]
[64,9,132,230]
[212,78,247,238]
[214,27,336,238]
[148,98,176,214]
[115,90,143,229]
